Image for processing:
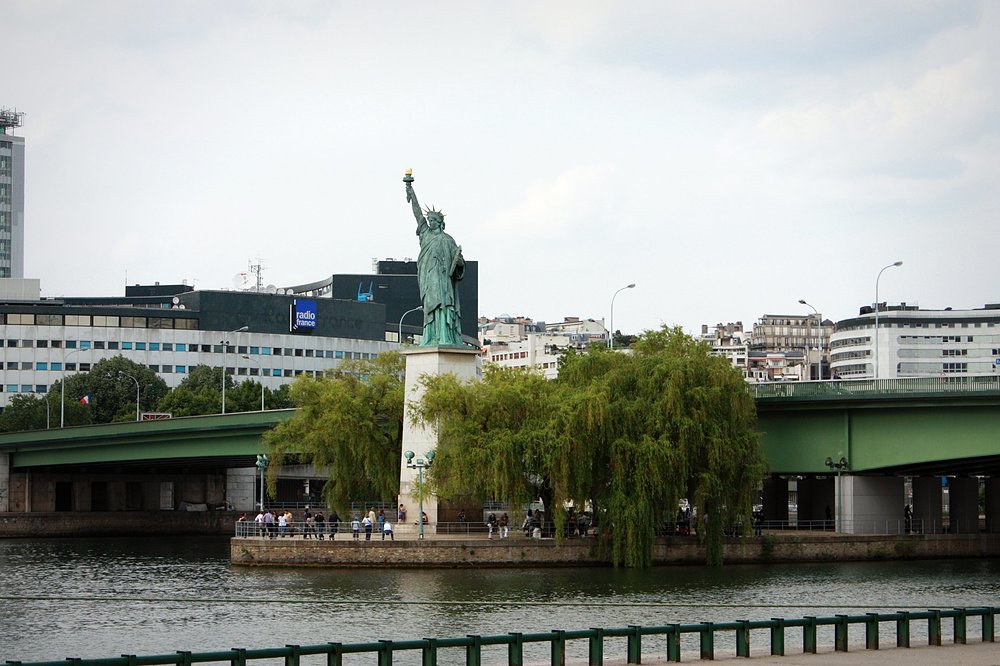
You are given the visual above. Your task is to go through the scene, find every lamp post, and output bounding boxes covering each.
[241,355,265,411]
[404,449,435,539]
[60,347,86,428]
[825,455,849,533]
[873,261,902,379]
[798,299,821,380]
[608,283,636,349]
[221,325,249,414]
[256,454,269,511]
[119,373,140,421]
[398,306,422,344]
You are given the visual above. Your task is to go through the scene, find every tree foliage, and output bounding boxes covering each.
[414,326,766,567]
[263,352,405,513]
[155,364,293,416]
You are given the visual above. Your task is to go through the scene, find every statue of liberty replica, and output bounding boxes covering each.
[404,169,466,347]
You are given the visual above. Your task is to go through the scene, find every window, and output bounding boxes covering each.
[50,362,62,371]
[20,362,32,370]
[51,340,62,348]
[161,365,172,373]
[161,343,172,351]
[122,342,133,350]
[149,342,160,351]
[65,315,92,326]
[80,363,91,372]
[93,316,120,327]
[36,339,48,348]
[237,345,247,354]
[213,344,223,354]
[21,385,32,393]
[80,340,92,350]
[108,341,118,350]
[148,318,173,329]
[174,343,185,351]
[121,316,147,328]
[136,342,146,351]
[66,363,76,371]
[6,385,17,393]
[294,348,304,357]
[36,362,48,371]
[175,365,186,373]
[7,313,35,325]
[305,349,314,357]
[148,365,159,372]
[36,385,47,393]
[66,340,77,349]
[94,341,105,349]
[201,344,211,353]
[36,314,63,326]
[272,369,282,377]
[5,339,16,348]
[261,347,271,355]
[249,346,259,354]
[175,318,198,329]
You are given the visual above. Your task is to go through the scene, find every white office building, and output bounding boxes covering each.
[0,108,25,279]
[829,303,1000,379]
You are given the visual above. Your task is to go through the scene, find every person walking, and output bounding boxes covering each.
[314,511,325,540]
[329,511,341,540]
[253,510,264,537]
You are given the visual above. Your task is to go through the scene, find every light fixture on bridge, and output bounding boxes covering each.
[825,456,848,471]
[825,455,849,534]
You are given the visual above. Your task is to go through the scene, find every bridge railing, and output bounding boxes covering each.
[7,607,996,665]
[752,375,1000,401]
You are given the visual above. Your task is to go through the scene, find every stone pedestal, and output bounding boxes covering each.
[398,346,481,537]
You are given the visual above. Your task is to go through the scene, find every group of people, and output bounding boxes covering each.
[485,511,510,539]
[246,508,342,539]
[355,506,395,541]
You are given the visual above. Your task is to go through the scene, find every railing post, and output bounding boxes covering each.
[627,625,642,664]
[509,632,523,666]
[378,640,393,666]
[865,613,879,650]
[896,611,910,648]
[953,608,967,644]
[735,621,750,658]
[422,638,438,666]
[666,625,681,663]
[328,643,344,666]
[285,645,302,666]
[466,635,482,666]
[551,630,566,666]
[834,615,849,652]
[984,608,996,643]
[122,655,138,666]
[699,622,714,661]
[803,617,817,654]
[229,648,246,666]
[177,651,193,666]
[928,610,942,646]
[588,628,604,666]
[769,618,785,656]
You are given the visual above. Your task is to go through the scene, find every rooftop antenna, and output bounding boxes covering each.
[248,258,266,292]
[0,108,25,134]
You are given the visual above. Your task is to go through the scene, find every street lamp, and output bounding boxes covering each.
[241,355,265,411]
[825,455,849,533]
[873,261,902,379]
[608,283,636,349]
[60,347,87,428]
[221,325,249,414]
[398,306,422,344]
[404,449,435,539]
[798,299,821,380]
[118,372,140,422]
[256,454,269,512]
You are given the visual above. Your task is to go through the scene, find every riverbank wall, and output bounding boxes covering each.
[0,510,239,537]
[231,532,1000,567]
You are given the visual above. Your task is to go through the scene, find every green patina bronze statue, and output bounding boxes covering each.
[404,170,466,347]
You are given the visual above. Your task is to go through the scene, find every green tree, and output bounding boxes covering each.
[263,353,405,513]
[156,365,294,416]
[43,356,168,426]
[0,393,58,432]
[415,326,766,567]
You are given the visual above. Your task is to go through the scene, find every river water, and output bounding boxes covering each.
[1,537,998,664]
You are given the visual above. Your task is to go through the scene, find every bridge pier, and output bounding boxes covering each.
[0,452,9,512]
[986,478,1000,533]
[762,477,789,523]
[912,476,945,534]
[839,476,904,534]
[949,476,980,533]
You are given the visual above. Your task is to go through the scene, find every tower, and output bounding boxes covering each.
[0,107,25,278]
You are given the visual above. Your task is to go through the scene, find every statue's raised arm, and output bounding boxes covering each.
[403,169,425,229]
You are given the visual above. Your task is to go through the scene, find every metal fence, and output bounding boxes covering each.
[8,607,996,665]
[752,375,1000,401]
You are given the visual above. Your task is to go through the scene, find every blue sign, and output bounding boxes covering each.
[292,299,317,331]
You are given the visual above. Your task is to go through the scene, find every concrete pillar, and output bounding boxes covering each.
[912,476,944,534]
[948,476,980,534]
[0,453,9,512]
[985,477,1000,533]
[840,476,905,535]
[398,347,481,537]
[797,477,834,527]
[762,476,789,522]
[227,468,257,512]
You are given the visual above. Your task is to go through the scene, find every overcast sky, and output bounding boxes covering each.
[5,1,998,335]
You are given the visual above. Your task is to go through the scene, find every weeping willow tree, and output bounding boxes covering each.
[415,326,766,567]
[263,352,405,513]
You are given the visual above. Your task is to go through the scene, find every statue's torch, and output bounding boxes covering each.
[404,169,414,202]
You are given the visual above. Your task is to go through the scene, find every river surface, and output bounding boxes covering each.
[1,537,998,663]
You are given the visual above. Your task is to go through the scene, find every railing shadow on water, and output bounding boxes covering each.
[9,607,997,666]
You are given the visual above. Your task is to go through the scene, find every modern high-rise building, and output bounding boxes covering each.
[0,108,25,279]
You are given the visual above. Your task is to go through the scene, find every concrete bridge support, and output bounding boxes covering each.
[912,476,944,534]
[0,452,8,512]
[762,476,788,522]
[948,476,980,533]
[986,478,1000,533]
[227,468,257,512]
[796,477,833,526]
[840,476,904,534]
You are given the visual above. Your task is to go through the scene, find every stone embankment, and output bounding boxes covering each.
[231,532,1000,567]
[0,510,240,537]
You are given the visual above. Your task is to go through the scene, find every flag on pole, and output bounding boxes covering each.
[79,395,92,405]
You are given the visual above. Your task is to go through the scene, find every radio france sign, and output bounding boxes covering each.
[291,299,317,331]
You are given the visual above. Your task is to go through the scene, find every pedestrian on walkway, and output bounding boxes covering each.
[383,520,394,541]
[362,514,373,540]
[351,515,361,540]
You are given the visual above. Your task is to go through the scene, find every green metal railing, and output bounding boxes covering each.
[6,607,996,665]
[753,375,1000,402]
